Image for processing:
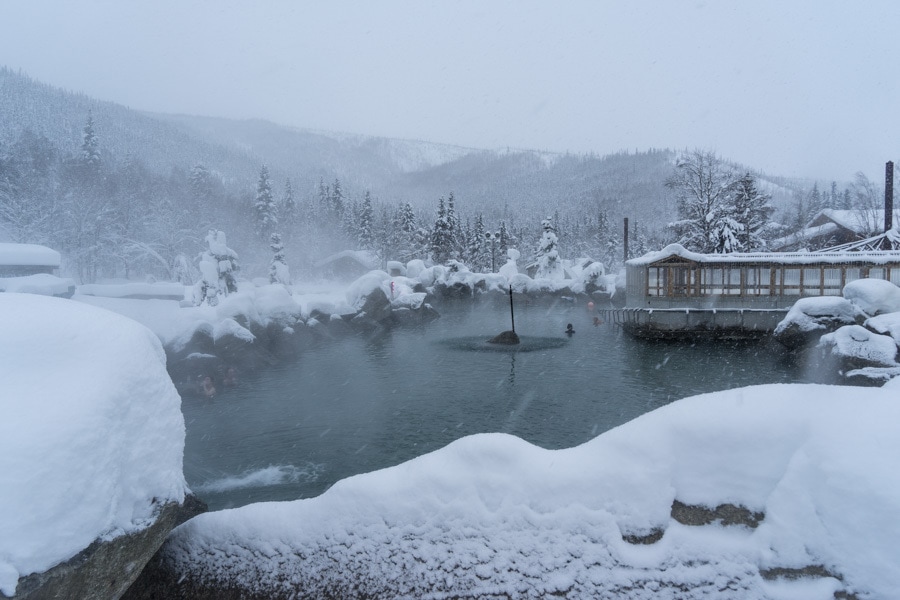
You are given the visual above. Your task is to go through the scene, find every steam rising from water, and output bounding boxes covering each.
[196,464,323,494]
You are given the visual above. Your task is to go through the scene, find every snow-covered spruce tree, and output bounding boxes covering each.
[329,178,345,226]
[357,190,375,251]
[195,229,239,306]
[535,217,565,280]
[269,232,291,288]
[710,214,743,253]
[732,172,774,251]
[666,149,738,253]
[468,213,488,271]
[81,110,101,172]
[498,220,513,258]
[254,165,278,240]
[281,178,296,235]
[446,191,462,260]
[430,196,454,265]
[395,202,419,261]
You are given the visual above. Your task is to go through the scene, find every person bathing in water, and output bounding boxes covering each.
[565,323,575,335]
[200,375,216,398]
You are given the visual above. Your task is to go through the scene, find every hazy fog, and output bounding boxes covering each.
[1,0,897,179]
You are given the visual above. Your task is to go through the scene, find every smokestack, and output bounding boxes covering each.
[885,161,894,232]
[623,217,629,262]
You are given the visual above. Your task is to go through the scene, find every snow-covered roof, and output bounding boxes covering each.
[814,208,892,234]
[0,243,61,267]
[768,222,840,250]
[314,250,380,270]
[628,243,900,266]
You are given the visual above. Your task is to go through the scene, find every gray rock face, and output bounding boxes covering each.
[11,496,206,600]
[356,286,393,323]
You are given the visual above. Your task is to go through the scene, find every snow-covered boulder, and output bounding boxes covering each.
[866,311,900,345]
[0,293,190,598]
[128,384,900,599]
[818,324,899,371]
[346,271,393,324]
[843,278,900,316]
[773,296,865,349]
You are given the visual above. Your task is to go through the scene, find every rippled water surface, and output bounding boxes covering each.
[182,300,806,510]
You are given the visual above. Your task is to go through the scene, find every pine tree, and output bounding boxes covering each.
[469,213,488,271]
[357,190,374,250]
[329,178,345,225]
[498,221,512,257]
[710,215,743,253]
[254,165,278,239]
[731,172,774,251]
[81,110,101,170]
[446,191,461,259]
[281,178,296,232]
[395,202,419,261]
[430,197,454,265]
[269,232,291,287]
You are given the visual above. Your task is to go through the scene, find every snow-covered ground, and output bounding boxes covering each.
[158,383,899,599]
[0,293,187,596]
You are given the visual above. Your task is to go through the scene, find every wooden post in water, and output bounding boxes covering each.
[509,284,516,334]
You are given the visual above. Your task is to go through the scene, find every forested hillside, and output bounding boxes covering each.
[1,66,860,284]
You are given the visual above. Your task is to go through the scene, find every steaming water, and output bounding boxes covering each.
[183,300,805,510]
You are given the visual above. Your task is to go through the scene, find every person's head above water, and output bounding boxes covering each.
[566,323,574,333]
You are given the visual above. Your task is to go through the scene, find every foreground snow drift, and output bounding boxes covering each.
[0,294,187,596]
[156,384,899,599]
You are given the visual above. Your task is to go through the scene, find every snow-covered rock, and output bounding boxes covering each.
[132,384,899,600]
[0,293,188,597]
[818,324,899,369]
[843,278,900,316]
[773,296,865,349]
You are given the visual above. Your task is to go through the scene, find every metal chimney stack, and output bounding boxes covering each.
[885,161,894,232]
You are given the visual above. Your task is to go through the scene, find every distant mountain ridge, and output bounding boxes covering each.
[0,66,801,232]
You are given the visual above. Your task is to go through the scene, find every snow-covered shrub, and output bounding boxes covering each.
[498,248,520,281]
[534,218,564,280]
[194,230,239,306]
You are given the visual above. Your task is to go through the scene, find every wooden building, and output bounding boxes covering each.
[613,244,900,339]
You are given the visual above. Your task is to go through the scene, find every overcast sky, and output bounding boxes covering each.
[1,0,897,181]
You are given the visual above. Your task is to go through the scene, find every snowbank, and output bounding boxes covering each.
[157,384,899,599]
[77,281,186,300]
[0,273,75,297]
[0,294,187,596]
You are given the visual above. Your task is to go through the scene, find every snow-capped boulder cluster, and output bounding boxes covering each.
[775,278,900,383]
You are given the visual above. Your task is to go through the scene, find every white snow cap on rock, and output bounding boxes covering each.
[0,294,187,596]
[843,278,900,316]
[160,384,899,599]
[819,324,899,367]
[774,296,864,335]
